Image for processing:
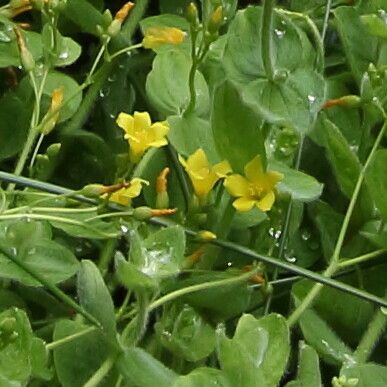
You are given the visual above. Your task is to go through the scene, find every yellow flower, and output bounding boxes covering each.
[142,27,186,49]
[109,178,149,206]
[179,149,231,200]
[116,112,169,163]
[224,155,283,212]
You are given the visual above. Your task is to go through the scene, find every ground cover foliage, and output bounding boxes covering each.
[0,0,386,385]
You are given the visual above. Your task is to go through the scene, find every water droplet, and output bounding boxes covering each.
[227,261,233,267]
[301,229,311,241]
[274,29,285,38]
[59,51,69,60]
[285,250,297,263]
[108,74,117,83]
[307,95,316,103]
[120,225,129,234]
[269,227,282,240]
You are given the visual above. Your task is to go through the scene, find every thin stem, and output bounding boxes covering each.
[264,135,305,314]
[261,0,276,80]
[84,356,117,387]
[88,41,109,82]
[0,213,119,239]
[148,267,261,312]
[185,26,198,115]
[354,305,387,363]
[338,250,386,269]
[29,132,45,171]
[46,326,96,350]
[2,172,387,309]
[288,120,387,327]
[321,0,332,42]
[108,43,143,61]
[0,245,101,328]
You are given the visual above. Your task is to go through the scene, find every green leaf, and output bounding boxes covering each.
[146,50,210,117]
[334,6,386,82]
[0,30,42,68]
[77,260,117,340]
[116,347,178,387]
[361,13,387,38]
[217,314,290,387]
[53,320,115,387]
[232,207,267,229]
[0,86,32,161]
[56,130,116,187]
[127,226,186,282]
[320,119,361,198]
[42,71,82,122]
[269,160,323,201]
[163,271,255,321]
[155,303,216,362]
[0,220,78,286]
[243,68,325,134]
[159,0,192,15]
[115,252,157,291]
[168,113,220,163]
[309,201,343,262]
[212,80,265,173]
[223,6,316,84]
[30,338,51,380]
[292,283,355,365]
[340,363,387,387]
[366,149,387,222]
[0,308,32,384]
[173,367,231,387]
[286,342,322,387]
[63,0,104,36]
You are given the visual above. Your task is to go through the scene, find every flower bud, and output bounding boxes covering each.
[31,0,44,11]
[322,95,362,110]
[80,184,107,197]
[46,143,61,158]
[10,0,30,8]
[14,27,35,72]
[185,2,199,26]
[207,6,223,34]
[41,87,64,134]
[107,19,122,37]
[115,1,134,23]
[133,206,153,220]
[196,230,217,241]
[102,9,113,27]
[156,167,170,209]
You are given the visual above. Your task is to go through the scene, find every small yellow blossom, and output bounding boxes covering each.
[224,155,283,212]
[142,27,186,49]
[42,87,64,134]
[179,149,231,200]
[109,178,149,206]
[116,112,169,163]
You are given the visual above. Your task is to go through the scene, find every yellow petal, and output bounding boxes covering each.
[109,188,131,206]
[256,191,275,212]
[116,112,134,134]
[187,149,209,173]
[178,154,188,170]
[266,170,284,188]
[148,138,168,148]
[133,111,151,130]
[142,27,186,49]
[224,174,251,197]
[213,160,232,177]
[244,155,266,185]
[232,197,256,212]
[149,121,169,143]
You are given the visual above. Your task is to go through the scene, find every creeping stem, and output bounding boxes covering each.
[261,0,276,80]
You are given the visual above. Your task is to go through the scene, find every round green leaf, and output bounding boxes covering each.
[146,50,210,117]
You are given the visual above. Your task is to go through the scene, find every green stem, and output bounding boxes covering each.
[2,172,387,309]
[84,356,117,387]
[261,0,276,80]
[109,43,143,61]
[0,245,101,328]
[46,326,96,350]
[264,135,305,314]
[354,305,387,363]
[338,249,386,269]
[321,0,333,41]
[61,0,149,135]
[185,26,198,115]
[288,120,387,327]
[148,267,261,312]
[98,239,118,276]
[88,41,109,82]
